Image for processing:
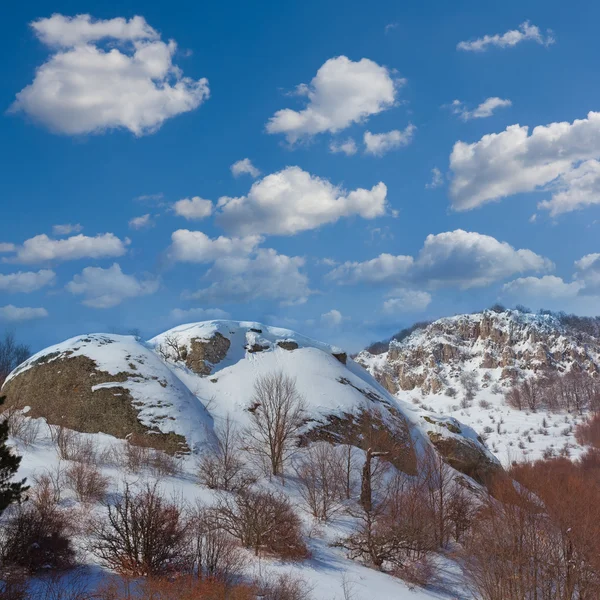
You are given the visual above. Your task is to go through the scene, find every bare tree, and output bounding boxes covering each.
[294,443,347,521]
[156,334,186,363]
[187,502,246,584]
[244,372,306,478]
[197,415,253,491]
[89,482,190,576]
[0,333,29,387]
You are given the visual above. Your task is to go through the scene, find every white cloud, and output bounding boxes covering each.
[449,111,600,211]
[129,214,154,230]
[66,263,159,308]
[216,166,387,236]
[457,21,555,52]
[328,229,552,289]
[30,14,159,47]
[188,248,311,305]
[363,125,416,156]
[167,230,262,263]
[266,56,400,143]
[414,230,553,288]
[168,307,230,323]
[0,305,48,321]
[0,243,16,253]
[574,253,600,293]
[0,269,56,293]
[172,197,213,221]
[5,233,129,264]
[52,223,83,236]
[230,158,260,178]
[10,14,209,136]
[384,22,399,34]
[321,309,343,327]
[538,160,600,216]
[450,97,511,121]
[329,138,358,156]
[502,275,582,300]
[327,253,414,285]
[383,289,432,313]
[425,167,443,189]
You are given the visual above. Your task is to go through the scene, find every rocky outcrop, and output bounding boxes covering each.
[357,309,600,397]
[422,416,502,484]
[2,352,188,454]
[185,333,231,375]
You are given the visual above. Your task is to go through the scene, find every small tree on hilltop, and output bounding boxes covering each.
[0,396,28,514]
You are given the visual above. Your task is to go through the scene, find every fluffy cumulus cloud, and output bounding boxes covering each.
[329,138,358,156]
[502,275,582,300]
[449,112,600,212]
[4,233,129,264]
[216,166,387,236]
[538,160,600,216]
[230,159,260,178]
[363,125,416,156]
[426,168,443,189]
[188,248,311,306]
[0,305,48,322]
[413,230,553,288]
[52,223,82,236]
[172,197,214,221]
[327,253,414,286]
[66,263,159,308]
[450,97,511,121]
[129,214,154,229]
[9,14,209,136]
[574,253,600,293]
[457,21,555,52]
[320,309,343,327]
[0,244,15,253]
[328,230,552,289]
[266,56,400,143]
[383,289,432,313]
[0,269,56,293]
[168,307,230,322]
[167,230,262,263]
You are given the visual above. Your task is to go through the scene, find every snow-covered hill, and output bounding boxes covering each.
[0,319,501,599]
[357,309,600,464]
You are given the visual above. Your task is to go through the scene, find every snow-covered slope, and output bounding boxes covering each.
[357,309,600,464]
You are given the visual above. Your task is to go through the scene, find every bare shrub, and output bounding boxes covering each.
[35,569,92,600]
[460,371,479,405]
[147,450,181,478]
[255,572,312,600]
[64,462,109,504]
[2,407,40,447]
[89,482,189,577]
[294,443,347,521]
[32,467,64,505]
[134,576,255,600]
[215,489,308,560]
[187,502,246,584]
[0,482,76,573]
[244,372,306,478]
[197,416,252,491]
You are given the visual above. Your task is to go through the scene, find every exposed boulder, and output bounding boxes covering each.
[185,333,231,375]
[1,334,214,455]
[422,415,501,484]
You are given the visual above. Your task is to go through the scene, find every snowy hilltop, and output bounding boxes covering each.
[357,308,600,464]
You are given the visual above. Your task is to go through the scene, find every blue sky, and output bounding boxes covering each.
[2,0,600,352]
